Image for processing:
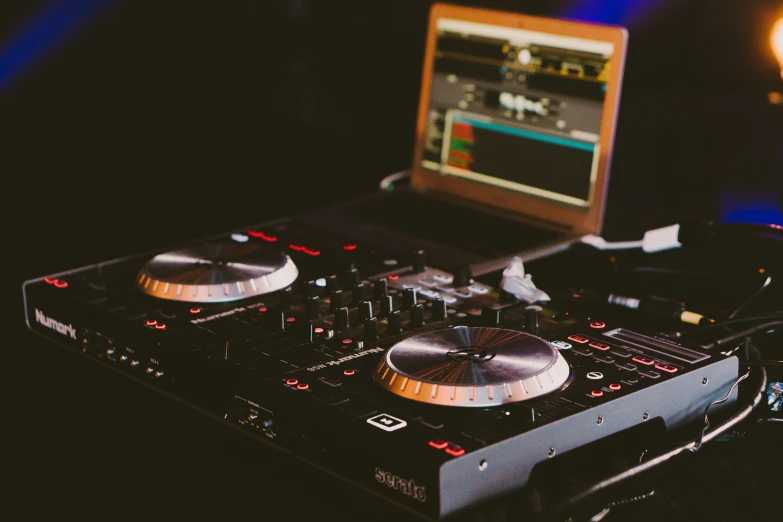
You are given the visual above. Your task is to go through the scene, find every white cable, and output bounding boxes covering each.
[378,170,410,191]
[580,224,682,253]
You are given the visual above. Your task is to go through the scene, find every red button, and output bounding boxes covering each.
[567,335,590,344]
[590,321,606,329]
[632,356,655,366]
[445,444,465,457]
[286,378,298,386]
[655,363,678,373]
[314,327,324,334]
[589,341,611,351]
[285,317,296,323]
[53,280,68,289]
[145,319,157,326]
[388,275,400,281]
[342,339,353,345]
[591,389,604,397]
[258,306,268,313]
[190,308,201,314]
[296,383,309,390]
[429,439,448,450]
[343,369,355,376]
[343,244,357,251]
[44,278,58,284]
[154,323,166,330]
[609,383,621,391]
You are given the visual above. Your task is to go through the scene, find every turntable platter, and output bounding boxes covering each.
[374,327,570,407]
[136,241,298,303]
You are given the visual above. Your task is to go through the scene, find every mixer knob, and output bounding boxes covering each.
[269,310,286,331]
[402,288,418,309]
[330,289,344,311]
[358,301,373,322]
[364,317,378,342]
[380,294,394,316]
[525,305,542,335]
[410,303,425,328]
[307,296,321,320]
[326,275,340,292]
[413,250,426,273]
[351,283,367,305]
[482,307,500,327]
[431,298,447,321]
[335,307,350,331]
[373,278,388,299]
[387,310,402,334]
[280,286,293,309]
[347,267,361,286]
[453,264,473,288]
[302,322,315,343]
[305,280,319,298]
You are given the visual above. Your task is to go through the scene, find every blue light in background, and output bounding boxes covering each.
[720,190,783,225]
[0,0,117,93]
[562,0,662,26]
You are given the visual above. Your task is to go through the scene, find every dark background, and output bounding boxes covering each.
[5,0,782,520]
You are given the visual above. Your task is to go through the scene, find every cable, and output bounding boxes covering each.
[701,321,783,349]
[692,369,750,450]
[728,270,773,318]
[378,170,410,191]
[675,313,783,338]
[580,221,783,254]
[538,362,768,522]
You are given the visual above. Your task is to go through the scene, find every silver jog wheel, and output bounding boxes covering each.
[136,241,298,303]
[374,327,570,407]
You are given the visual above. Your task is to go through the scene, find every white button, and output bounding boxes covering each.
[418,279,438,287]
[419,289,440,299]
[367,413,407,432]
[453,289,471,298]
[315,278,327,287]
[468,285,489,295]
[441,295,458,305]
[552,340,572,349]
[231,233,249,243]
[383,259,398,266]
[433,274,453,283]
[587,372,603,380]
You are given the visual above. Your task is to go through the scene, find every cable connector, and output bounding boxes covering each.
[641,224,682,252]
[580,224,682,253]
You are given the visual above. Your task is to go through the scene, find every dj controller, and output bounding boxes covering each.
[23,202,740,519]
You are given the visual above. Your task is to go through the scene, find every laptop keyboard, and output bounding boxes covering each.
[345,192,564,260]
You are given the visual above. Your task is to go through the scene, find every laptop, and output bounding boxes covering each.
[309,3,627,276]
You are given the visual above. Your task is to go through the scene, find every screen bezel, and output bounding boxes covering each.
[411,3,628,234]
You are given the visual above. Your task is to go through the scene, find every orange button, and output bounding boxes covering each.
[428,439,448,450]
[445,444,465,457]
[567,335,590,344]
[589,341,611,351]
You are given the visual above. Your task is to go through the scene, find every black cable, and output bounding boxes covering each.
[537,362,768,522]
[675,313,783,338]
[701,321,783,349]
[728,270,772,318]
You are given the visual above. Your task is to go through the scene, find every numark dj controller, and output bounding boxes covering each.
[23,214,739,519]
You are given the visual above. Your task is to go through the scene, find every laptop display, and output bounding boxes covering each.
[413,5,627,234]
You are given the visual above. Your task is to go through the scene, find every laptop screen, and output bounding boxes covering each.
[420,18,616,208]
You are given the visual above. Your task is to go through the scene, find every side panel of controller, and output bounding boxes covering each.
[438,356,739,518]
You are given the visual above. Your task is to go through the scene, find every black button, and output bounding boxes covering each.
[610,348,632,358]
[639,369,661,379]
